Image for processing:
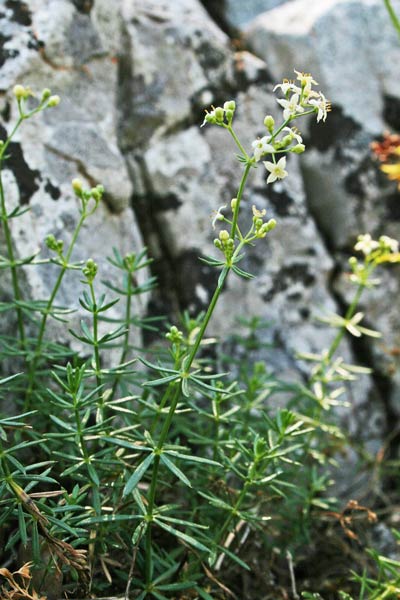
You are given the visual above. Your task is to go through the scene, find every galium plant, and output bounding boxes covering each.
[0,71,398,600]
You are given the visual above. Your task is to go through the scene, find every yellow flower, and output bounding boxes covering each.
[381,161,400,184]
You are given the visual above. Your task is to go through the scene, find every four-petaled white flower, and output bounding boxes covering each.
[273,80,301,96]
[308,92,330,122]
[354,234,379,256]
[294,69,318,94]
[277,94,304,121]
[263,156,288,184]
[379,235,399,253]
[252,135,275,162]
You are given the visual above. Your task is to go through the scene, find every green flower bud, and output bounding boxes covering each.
[45,234,63,254]
[219,230,230,242]
[82,258,98,282]
[291,143,305,154]
[91,184,104,201]
[166,325,184,344]
[264,115,275,132]
[215,106,224,122]
[204,112,216,124]
[231,198,237,211]
[41,88,51,101]
[225,109,234,123]
[281,135,293,147]
[47,95,61,107]
[266,218,277,231]
[348,256,358,267]
[223,100,236,111]
[214,239,222,250]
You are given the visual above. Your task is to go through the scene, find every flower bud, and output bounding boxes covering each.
[231,198,237,211]
[264,115,275,132]
[13,85,27,100]
[41,88,51,101]
[223,100,236,111]
[266,218,277,231]
[348,256,357,267]
[72,178,83,194]
[215,107,224,122]
[219,230,230,242]
[291,143,305,154]
[225,109,234,123]
[83,258,98,282]
[281,135,293,147]
[91,184,104,201]
[47,95,61,107]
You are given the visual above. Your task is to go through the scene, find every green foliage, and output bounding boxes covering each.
[0,80,399,600]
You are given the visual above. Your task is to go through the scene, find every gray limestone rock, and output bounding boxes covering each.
[245,0,400,133]
[0,0,146,354]
[118,0,233,152]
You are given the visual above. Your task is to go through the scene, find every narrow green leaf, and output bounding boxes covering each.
[18,504,27,546]
[155,519,210,553]
[123,453,155,496]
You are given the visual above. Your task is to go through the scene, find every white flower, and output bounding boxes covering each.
[251,135,275,162]
[263,156,288,184]
[211,204,227,229]
[273,80,301,95]
[277,94,304,121]
[354,234,379,256]
[294,69,318,94]
[281,126,303,144]
[379,235,399,253]
[308,92,330,122]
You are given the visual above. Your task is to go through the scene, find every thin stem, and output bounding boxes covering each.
[24,210,87,408]
[0,117,26,346]
[143,147,253,588]
[89,282,103,414]
[110,272,133,400]
[384,0,400,41]
[226,125,249,159]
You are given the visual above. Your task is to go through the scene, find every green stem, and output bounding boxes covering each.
[110,272,133,400]
[143,150,253,588]
[0,117,26,346]
[384,0,400,41]
[24,211,87,408]
[89,282,103,416]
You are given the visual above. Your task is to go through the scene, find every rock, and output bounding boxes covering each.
[245,0,400,134]
[118,0,233,151]
[0,0,147,354]
[222,0,291,28]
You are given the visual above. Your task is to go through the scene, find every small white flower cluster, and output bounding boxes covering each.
[250,69,330,185]
[274,70,330,123]
[354,233,399,256]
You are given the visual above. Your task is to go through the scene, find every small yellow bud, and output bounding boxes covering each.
[231,198,237,211]
[47,95,61,107]
[13,84,27,100]
[72,178,83,193]
[219,230,230,242]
